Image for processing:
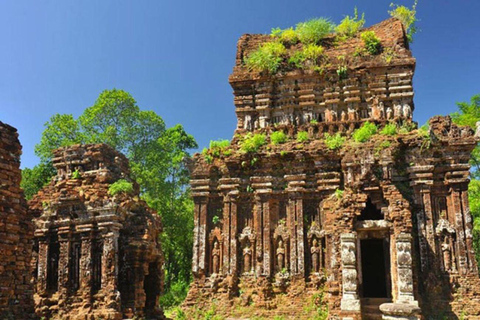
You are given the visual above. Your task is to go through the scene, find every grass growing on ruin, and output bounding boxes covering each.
[288,44,325,69]
[108,179,133,196]
[324,133,346,150]
[240,133,267,153]
[380,123,398,136]
[295,18,336,44]
[244,42,286,73]
[361,31,381,55]
[297,131,309,142]
[270,131,287,145]
[335,7,365,41]
[353,121,377,142]
[271,27,298,44]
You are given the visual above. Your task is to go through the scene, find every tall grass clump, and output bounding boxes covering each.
[295,18,336,44]
[353,121,378,142]
[244,42,286,73]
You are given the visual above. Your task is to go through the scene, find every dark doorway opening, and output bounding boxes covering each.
[144,262,161,314]
[358,198,383,221]
[360,239,389,298]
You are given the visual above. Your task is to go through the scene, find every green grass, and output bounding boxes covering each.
[108,179,134,196]
[335,7,365,41]
[244,42,286,73]
[324,133,346,150]
[361,31,381,55]
[297,131,309,142]
[288,43,325,69]
[353,121,377,142]
[380,123,397,136]
[240,133,267,153]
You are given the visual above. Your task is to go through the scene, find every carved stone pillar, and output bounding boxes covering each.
[102,229,119,292]
[450,187,468,275]
[288,194,305,276]
[36,238,48,295]
[222,192,238,275]
[192,196,209,275]
[395,233,418,305]
[340,233,360,312]
[79,236,92,296]
[253,193,272,276]
[460,188,478,274]
[57,228,70,298]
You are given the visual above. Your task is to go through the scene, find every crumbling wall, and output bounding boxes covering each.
[0,122,34,319]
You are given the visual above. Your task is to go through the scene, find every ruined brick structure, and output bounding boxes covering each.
[0,122,35,320]
[29,144,164,320]
[186,18,480,319]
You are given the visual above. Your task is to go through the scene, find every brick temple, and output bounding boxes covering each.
[29,144,164,320]
[185,18,480,319]
[0,122,35,320]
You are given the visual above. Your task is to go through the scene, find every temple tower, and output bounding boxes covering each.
[29,144,164,320]
[185,18,480,319]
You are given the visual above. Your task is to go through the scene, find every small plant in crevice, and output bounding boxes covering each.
[271,27,298,45]
[212,215,220,225]
[288,44,325,70]
[361,31,381,55]
[246,185,254,193]
[336,65,348,80]
[72,169,81,179]
[310,119,319,125]
[335,189,344,200]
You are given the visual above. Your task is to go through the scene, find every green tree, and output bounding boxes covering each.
[31,89,198,304]
[451,94,480,270]
[21,162,56,200]
[451,94,480,176]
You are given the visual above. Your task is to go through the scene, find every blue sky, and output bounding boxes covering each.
[1,0,479,168]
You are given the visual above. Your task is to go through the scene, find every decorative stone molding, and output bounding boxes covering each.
[340,233,360,312]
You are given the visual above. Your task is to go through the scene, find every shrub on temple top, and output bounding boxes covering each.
[353,121,378,142]
[389,0,418,43]
[295,18,336,44]
[361,31,381,55]
[288,44,324,69]
[336,7,365,41]
[324,133,346,150]
[208,139,230,157]
[271,27,298,44]
[244,42,286,74]
[270,131,287,145]
[108,179,134,196]
[240,133,267,153]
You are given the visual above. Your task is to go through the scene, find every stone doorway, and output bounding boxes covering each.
[360,238,390,298]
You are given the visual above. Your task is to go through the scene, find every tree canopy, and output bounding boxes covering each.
[25,89,198,305]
